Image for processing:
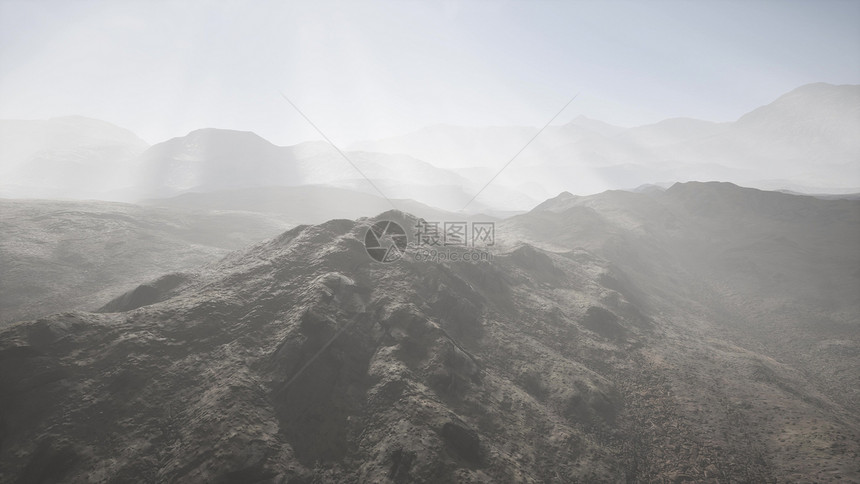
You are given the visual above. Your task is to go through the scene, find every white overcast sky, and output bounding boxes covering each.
[1,0,858,146]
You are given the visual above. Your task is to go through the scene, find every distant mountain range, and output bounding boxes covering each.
[1,83,857,211]
[133,129,527,213]
[357,83,860,199]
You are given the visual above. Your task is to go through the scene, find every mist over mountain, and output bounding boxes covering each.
[4,0,860,479]
[1,183,857,482]
[1,83,856,212]
[667,83,860,186]
[135,129,292,198]
[131,128,530,212]
[0,116,149,199]
[1,79,858,483]
[356,83,860,201]
[144,185,487,226]
[133,127,474,196]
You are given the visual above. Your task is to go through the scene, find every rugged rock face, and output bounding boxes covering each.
[1,185,859,482]
[0,212,628,482]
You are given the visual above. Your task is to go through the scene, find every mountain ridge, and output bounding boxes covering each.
[3,82,858,208]
[1,183,857,482]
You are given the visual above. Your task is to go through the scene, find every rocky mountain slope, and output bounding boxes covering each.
[505,182,860,408]
[0,187,490,328]
[1,184,857,482]
[0,198,292,326]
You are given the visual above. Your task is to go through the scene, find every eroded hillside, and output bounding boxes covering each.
[2,198,858,482]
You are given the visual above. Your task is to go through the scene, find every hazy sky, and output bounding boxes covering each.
[1,0,858,146]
